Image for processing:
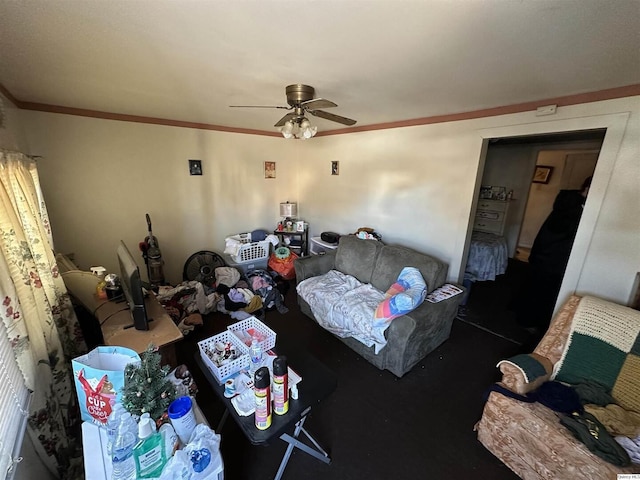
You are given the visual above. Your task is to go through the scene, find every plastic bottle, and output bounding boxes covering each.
[159,423,179,458]
[140,413,157,433]
[133,416,166,478]
[111,421,137,480]
[273,356,289,415]
[250,338,263,376]
[91,266,108,300]
[106,403,126,456]
[254,366,272,430]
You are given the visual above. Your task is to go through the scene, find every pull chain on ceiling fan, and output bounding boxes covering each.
[230,84,356,138]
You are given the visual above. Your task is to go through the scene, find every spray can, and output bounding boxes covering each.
[273,356,289,415]
[254,366,272,430]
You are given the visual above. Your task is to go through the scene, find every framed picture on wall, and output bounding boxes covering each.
[532,165,553,184]
[331,161,339,175]
[264,161,276,179]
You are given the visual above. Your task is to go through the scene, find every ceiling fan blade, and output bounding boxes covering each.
[300,98,337,109]
[229,105,291,109]
[308,109,357,126]
[274,113,297,127]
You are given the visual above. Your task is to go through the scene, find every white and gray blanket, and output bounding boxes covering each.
[296,270,390,353]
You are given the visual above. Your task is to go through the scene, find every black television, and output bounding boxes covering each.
[117,240,150,331]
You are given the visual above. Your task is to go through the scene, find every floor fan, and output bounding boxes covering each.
[182,251,226,286]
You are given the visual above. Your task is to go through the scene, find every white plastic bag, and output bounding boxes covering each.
[183,424,223,479]
[159,449,191,480]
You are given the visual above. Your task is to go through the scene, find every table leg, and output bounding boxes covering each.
[217,408,229,433]
[274,416,331,480]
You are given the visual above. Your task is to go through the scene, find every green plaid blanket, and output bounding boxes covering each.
[553,295,640,413]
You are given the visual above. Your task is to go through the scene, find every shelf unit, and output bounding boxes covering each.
[273,228,309,256]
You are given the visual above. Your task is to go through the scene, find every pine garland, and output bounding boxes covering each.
[121,343,177,421]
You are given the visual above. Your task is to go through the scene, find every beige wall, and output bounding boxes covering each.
[0,92,27,150]
[16,96,640,309]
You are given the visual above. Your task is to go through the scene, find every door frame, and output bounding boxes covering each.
[470,112,630,315]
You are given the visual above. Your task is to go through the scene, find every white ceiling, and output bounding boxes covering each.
[1,0,639,134]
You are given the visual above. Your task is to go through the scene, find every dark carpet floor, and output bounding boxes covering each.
[175,286,524,480]
[457,258,541,349]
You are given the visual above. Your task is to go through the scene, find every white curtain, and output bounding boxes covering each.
[0,149,86,479]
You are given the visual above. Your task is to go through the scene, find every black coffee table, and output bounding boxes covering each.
[194,333,337,480]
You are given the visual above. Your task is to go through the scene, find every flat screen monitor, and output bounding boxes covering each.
[117,240,150,331]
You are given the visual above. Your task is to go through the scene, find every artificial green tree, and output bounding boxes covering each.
[121,343,176,421]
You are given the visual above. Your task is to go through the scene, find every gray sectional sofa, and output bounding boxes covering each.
[294,235,464,377]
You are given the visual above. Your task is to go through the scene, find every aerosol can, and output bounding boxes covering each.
[254,367,272,430]
[140,213,165,287]
[273,356,289,415]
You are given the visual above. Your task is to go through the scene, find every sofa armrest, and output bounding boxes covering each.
[383,291,464,376]
[498,353,553,395]
[495,295,581,395]
[294,251,336,282]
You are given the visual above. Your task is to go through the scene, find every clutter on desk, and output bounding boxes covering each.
[90,265,108,299]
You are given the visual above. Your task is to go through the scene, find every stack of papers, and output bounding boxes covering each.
[426,283,464,303]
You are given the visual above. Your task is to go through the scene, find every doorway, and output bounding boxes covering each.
[459,130,605,347]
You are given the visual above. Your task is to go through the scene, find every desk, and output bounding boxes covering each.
[99,294,182,366]
[62,270,182,366]
[195,335,336,480]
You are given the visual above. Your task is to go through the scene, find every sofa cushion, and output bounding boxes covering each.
[374,267,427,324]
[334,235,380,285]
[553,295,640,413]
[371,244,445,293]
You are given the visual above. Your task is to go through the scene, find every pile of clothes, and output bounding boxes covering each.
[156,266,289,334]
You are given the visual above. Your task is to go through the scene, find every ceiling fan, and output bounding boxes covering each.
[230,84,357,129]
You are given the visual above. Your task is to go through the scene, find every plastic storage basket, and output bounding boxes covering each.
[226,233,271,264]
[227,316,277,353]
[198,330,250,384]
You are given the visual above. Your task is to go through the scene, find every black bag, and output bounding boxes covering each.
[321,232,340,244]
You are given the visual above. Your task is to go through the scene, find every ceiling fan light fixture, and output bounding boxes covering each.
[279,116,317,139]
[280,120,295,138]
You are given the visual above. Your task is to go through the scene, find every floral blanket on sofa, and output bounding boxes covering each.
[296,270,389,353]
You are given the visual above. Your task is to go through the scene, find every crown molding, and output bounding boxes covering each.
[2,83,639,137]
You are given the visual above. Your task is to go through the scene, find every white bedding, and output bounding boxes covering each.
[296,270,390,353]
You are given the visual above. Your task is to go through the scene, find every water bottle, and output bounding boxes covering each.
[112,422,137,480]
[119,412,139,440]
[250,338,263,376]
[106,404,125,456]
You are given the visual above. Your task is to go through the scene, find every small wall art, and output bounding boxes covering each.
[264,161,276,179]
[532,165,553,184]
[188,159,202,176]
[331,161,339,175]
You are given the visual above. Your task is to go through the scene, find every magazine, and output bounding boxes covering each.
[426,283,464,303]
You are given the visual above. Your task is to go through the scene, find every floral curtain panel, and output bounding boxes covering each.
[0,150,86,479]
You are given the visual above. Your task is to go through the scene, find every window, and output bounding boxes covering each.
[0,319,31,480]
